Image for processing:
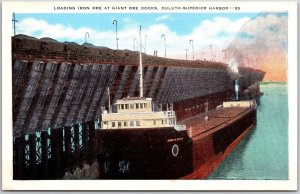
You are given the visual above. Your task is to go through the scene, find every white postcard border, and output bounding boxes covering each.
[2,1,298,191]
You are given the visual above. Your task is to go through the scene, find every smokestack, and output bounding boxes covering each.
[234,80,239,101]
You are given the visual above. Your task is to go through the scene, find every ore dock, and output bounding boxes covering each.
[12,34,265,179]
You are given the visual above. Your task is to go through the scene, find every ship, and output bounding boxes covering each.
[96,98,256,179]
[94,26,258,179]
[11,30,264,179]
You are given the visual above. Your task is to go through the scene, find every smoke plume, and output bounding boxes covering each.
[225,12,288,82]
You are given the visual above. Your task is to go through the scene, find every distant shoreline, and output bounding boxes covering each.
[260,81,287,85]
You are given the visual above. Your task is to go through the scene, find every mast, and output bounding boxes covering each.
[107,87,111,113]
[139,25,143,98]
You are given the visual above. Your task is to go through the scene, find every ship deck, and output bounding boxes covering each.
[178,107,252,139]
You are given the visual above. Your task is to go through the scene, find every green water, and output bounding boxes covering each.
[208,83,288,180]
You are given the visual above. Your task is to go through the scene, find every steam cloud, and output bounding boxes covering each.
[228,58,239,73]
[225,12,287,72]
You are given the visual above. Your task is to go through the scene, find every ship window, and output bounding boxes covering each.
[124,121,127,127]
[125,104,129,109]
[161,120,164,124]
[136,103,139,109]
[104,121,107,125]
[144,103,147,108]
[136,121,140,126]
[112,122,115,127]
[118,122,122,128]
[121,104,124,109]
[130,104,134,109]
[153,120,156,125]
[130,121,134,126]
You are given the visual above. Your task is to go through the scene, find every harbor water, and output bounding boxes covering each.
[207,83,288,180]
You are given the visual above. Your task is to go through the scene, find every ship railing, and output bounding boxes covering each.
[162,111,176,118]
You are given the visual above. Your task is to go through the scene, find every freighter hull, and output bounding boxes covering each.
[96,106,256,179]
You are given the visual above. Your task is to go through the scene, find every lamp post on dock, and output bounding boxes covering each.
[144,35,147,53]
[161,34,166,58]
[201,52,204,61]
[222,49,226,63]
[241,56,244,67]
[209,45,213,61]
[185,49,189,60]
[247,57,252,69]
[189,39,194,61]
[12,12,18,36]
[113,20,119,50]
[85,32,89,43]
[133,37,136,51]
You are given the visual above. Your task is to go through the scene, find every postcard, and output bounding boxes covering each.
[2,0,298,191]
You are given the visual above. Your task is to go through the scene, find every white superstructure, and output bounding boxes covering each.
[100,97,185,130]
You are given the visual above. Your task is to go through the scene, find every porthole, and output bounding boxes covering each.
[172,144,179,157]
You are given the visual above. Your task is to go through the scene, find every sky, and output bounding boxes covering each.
[14,13,259,60]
